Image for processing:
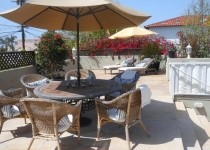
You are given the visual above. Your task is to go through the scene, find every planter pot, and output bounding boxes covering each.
[149,61,160,71]
[153,62,160,71]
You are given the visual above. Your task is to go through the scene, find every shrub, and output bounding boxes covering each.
[35,31,69,79]
[80,36,175,57]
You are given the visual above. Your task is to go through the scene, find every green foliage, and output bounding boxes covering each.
[60,29,116,48]
[142,42,163,62]
[178,25,210,57]
[178,0,210,58]
[35,31,69,79]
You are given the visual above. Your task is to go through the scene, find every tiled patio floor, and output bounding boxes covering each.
[0,70,185,150]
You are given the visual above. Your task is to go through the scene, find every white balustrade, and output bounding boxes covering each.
[168,59,210,96]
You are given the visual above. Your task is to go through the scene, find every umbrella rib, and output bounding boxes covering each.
[22,7,49,24]
[61,10,70,30]
[88,7,103,29]
[51,7,77,17]
[60,7,82,30]
[80,6,107,17]
[80,6,106,16]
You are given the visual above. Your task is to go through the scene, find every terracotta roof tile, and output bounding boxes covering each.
[145,16,191,28]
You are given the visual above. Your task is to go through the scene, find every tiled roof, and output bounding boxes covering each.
[145,16,190,28]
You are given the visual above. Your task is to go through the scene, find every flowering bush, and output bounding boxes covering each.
[35,31,69,79]
[80,35,175,59]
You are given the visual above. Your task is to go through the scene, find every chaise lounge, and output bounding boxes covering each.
[103,57,136,74]
[118,58,154,74]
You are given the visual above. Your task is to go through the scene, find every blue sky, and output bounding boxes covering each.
[0,0,193,39]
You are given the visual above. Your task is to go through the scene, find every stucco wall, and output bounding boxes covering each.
[0,65,37,90]
[0,55,166,91]
[149,26,185,44]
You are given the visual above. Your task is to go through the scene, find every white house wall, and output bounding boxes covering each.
[149,26,185,43]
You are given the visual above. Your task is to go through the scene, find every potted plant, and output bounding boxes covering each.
[142,42,163,71]
[35,31,69,79]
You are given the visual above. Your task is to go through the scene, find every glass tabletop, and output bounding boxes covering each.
[34,79,121,100]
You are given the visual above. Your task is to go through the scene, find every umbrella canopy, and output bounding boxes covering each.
[0,0,150,85]
[109,26,158,39]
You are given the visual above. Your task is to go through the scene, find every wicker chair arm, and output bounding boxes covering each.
[64,100,82,117]
[121,83,136,93]
[95,99,110,118]
[2,88,23,98]
[57,100,82,125]
[0,96,20,107]
[97,92,129,108]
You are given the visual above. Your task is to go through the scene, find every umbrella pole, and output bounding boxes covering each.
[76,22,81,86]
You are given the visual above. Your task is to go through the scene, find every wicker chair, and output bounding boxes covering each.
[21,98,82,150]
[20,74,49,97]
[0,88,27,134]
[65,69,96,111]
[96,88,150,150]
[105,70,140,100]
[65,69,96,80]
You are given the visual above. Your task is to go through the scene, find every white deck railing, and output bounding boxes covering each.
[168,59,210,96]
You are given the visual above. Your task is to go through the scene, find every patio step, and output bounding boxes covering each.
[186,108,210,150]
[175,101,202,150]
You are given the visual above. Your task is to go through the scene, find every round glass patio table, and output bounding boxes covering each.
[34,79,121,100]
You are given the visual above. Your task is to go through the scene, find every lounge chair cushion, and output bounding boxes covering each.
[121,70,136,79]
[107,108,126,122]
[27,78,49,86]
[142,58,151,61]
[121,58,134,67]
[58,114,73,132]
[136,62,146,67]
[120,60,127,67]
[114,77,134,84]
[1,105,20,118]
[114,71,136,84]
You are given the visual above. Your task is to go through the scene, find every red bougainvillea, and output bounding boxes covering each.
[80,35,175,57]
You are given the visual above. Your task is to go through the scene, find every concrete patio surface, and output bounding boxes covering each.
[0,70,193,150]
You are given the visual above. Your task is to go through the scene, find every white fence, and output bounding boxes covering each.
[168,58,210,96]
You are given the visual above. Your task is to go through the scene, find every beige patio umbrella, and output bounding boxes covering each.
[109,26,157,63]
[0,0,150,85]
[109,26,158,39]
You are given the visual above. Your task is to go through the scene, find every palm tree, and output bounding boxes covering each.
[0,36,17,52]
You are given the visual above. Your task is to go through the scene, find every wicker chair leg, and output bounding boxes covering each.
[77,130,80,143]
[27,138,35,150]
[56,137,61,150]
[125,125,130,150]
[97,126,101,140]
[0,120,3,134]
[139,121,150,137]
[24,117,27,124]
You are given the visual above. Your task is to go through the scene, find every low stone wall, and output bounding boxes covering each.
[0,55,166,91]
[68,55,166,70]
[79,55,138,69]
[0,65,37,90]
